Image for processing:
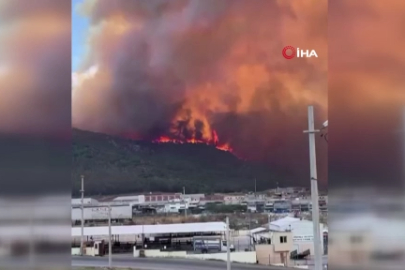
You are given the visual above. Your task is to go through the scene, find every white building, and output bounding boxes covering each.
[112,195,145,205]
[223,194,245,205]
[71,197,99,206]
[180,193,205,201]
[71,204,132,222]
[163,202,187,213]
[269,216,325,255]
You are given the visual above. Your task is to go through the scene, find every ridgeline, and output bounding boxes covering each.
[72,128,289,196]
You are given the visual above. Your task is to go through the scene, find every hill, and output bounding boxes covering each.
[72,128,292,196]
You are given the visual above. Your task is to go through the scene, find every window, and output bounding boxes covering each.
[280,236,287,243]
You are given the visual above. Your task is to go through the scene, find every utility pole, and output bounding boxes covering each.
[401,108,405,208]
[254,178,257,197]
[80,175,84,256]
[108,204,112,268]
[183,186,187,218]
[303,106,322,270]
[267,213,271,230]
[226,217,231,270]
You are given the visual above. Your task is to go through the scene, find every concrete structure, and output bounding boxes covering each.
[112,195,145,205]
[133,248,257,264]
[163,202,187,213]
[180,193,205,201]
[256,231,293,266]
[144,193,181,204]
[72,197,99,206]
[199,195,224,205]
[223,194,245,205]
[71,204,132,222]
[273,200,291,213]
[269,217,325,255]
[71,222,227,238]
[291,199,311,212]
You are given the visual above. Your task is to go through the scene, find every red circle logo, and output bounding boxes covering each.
[282,46,296,59]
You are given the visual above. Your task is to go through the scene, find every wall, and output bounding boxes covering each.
[289,220,325,255]
[188,252,257,264]
[71,204,132,221]
[272,231,293,252]
[256,244,291,266]
[144,249,187,258]
[136,249,256,264]
[71,247,81,255]
[71,247,96,256]
[329,230,372,267]
[85,247,95,256]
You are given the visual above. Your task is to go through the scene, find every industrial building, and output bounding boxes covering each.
[71,204,133,225]
[72,198,99,206]
[71,222,227,255]
[269,216,325,256]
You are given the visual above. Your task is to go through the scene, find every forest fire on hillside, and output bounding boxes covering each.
[152,130,233,153]
[71,0,327,180]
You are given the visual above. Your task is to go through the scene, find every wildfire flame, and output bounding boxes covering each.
[152,129,233,153]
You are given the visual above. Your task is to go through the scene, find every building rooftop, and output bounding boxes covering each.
[269,216,300,231]
[71,221,227,237]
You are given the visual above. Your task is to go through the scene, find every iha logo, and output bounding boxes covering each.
[282,46,318,59]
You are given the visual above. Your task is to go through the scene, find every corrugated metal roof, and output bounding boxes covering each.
[71,222,227,237]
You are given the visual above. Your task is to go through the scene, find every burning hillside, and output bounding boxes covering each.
[152,130,233,153]
[72,0,328,181]
[122,127,233,153]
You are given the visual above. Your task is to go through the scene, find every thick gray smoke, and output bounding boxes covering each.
[0,0,71,136]
[72,0,328,183]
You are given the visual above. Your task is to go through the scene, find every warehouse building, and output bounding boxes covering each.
[71,222,227,255]
[71,203,133,225]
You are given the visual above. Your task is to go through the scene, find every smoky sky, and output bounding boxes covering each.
[72,0,328,186]
[329,0,405,190]
[0,0,71,136]
[0,0,71,195]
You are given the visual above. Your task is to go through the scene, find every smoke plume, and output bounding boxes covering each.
[329,0,405,189]
[72,0,328,183]
[0,0,71,136]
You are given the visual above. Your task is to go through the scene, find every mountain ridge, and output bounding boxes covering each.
[72,128,293,196]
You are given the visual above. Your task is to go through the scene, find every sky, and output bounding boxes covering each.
[71,0,328,187]
[68,0,405,190]
[72,0,88,71]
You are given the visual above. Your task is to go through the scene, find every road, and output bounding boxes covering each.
[72,255,296,270]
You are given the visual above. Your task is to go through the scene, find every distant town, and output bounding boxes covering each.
[70,186,328,268]
[72,186,328,226]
